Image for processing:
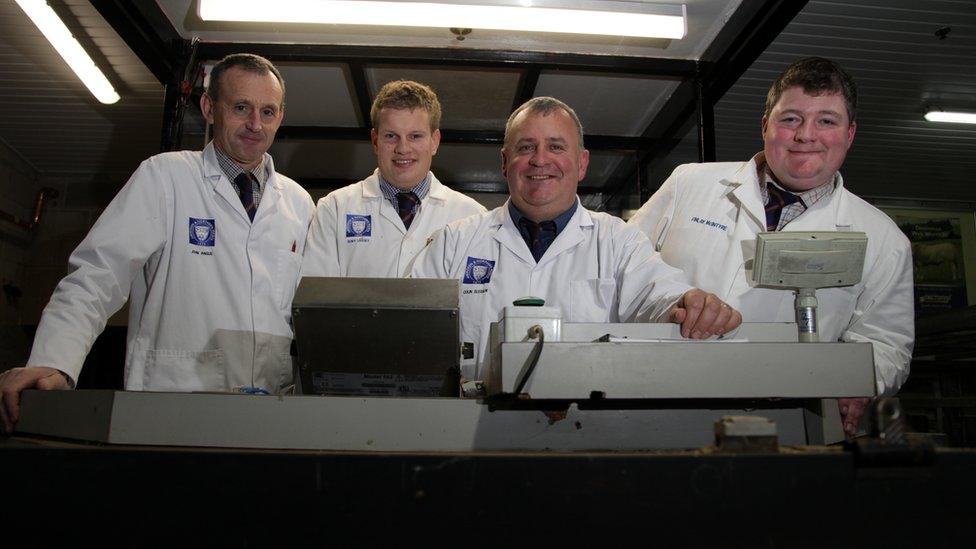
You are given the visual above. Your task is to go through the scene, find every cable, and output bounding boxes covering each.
[512,325,544,396]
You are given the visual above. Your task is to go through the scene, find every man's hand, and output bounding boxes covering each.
[669,289,742,339]
[839,397,870,437]
[0,366,70,435]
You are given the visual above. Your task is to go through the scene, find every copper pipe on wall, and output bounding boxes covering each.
[0,187,59,232]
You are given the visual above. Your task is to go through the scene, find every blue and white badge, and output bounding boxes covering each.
[346,214,372,237]
[188,217,215,247]
[463,257,495,284]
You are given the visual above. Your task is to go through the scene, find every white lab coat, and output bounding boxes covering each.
[627,158,914,395]
[27,143,315,392]
[411,199,691,380]
[301,170,485,278]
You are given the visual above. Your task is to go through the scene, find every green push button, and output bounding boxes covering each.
[513,296,545,307]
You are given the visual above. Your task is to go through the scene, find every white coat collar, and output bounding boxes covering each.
[726,155,767,228]
[491,197,590,266]
[360,169,446,235]
[726,153,853,231]
[361,169,446,202]
[202,142,281,222]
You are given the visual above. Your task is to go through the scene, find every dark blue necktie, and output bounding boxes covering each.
[235,172,257,221]
[397,192,420,230]
[765,185,802,231]
[518,217,557,261]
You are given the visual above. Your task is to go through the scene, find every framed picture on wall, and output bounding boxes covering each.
[880,208,976,316]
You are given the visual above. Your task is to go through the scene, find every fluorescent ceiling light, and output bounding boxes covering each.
[198,0,687,39]
[924,109,976,125]
[15,0,120,104]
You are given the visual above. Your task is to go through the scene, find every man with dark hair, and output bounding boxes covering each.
[1,53,314,432]
[628,57,914,435]
[412,97,741,381]
[302,80,484,278]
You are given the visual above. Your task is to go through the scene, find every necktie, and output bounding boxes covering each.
[397,192,420,230]
[518,217,557,261]
[765,185,802,231]
[235,172,257,221]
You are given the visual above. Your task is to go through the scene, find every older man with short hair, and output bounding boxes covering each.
[1,53,314,432]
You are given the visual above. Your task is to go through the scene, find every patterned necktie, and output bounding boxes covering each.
[765,185,802,231]
[235,172,257,221]
[518,217,557,261]
[397,192,420,230]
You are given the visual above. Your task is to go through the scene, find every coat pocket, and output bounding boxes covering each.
[144,349,226,391]
[569,278,618,322]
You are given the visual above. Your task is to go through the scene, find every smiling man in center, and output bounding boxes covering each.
[411,96,741,381]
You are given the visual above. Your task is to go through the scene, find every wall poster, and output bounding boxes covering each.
[881,208,976,316]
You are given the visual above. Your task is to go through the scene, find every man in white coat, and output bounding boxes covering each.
[0,54,314,433]
[412,97,742,381]
[301,80,485,278]
[627,57,914,435]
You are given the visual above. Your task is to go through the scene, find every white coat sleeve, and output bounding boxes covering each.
[626,165,681,250]
[614,223,691,323]
[26,158,170,383]
[844,234,915,396]
[300,194,342,277]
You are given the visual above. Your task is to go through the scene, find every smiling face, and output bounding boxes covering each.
[502,108,589,222]
[371,107,441,190]
[761,86,857,192]
[201,66,284,170]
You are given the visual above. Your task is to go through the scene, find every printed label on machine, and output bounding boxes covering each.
[311,372,444,397]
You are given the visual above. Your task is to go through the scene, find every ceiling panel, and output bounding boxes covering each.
[269,140,376,180]
[366,66,522,131]
[534,72,679,136]
[275,64,361,127]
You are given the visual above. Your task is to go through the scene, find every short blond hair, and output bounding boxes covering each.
[370,80,442,131]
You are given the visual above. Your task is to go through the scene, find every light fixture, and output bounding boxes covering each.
[198,0,687,40]
[15,0,120,104]
[924,109,976,125]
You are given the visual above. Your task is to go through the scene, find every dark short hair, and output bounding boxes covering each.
[207,53,285,105]
[765,57,857,122]
[370,80,441,131]
[504,96,585,150]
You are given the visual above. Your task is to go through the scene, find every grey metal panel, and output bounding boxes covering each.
[292,278,461,394]
[293,277,459,309]
[560,321,798,341]
[15,389,116,442]
[16,390,810,451]
[490,341,876,398]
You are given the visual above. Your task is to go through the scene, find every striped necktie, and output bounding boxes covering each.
[765,185,802,231]
[397,191,420,230]
[235,172,257,221]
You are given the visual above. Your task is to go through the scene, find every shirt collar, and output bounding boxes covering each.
[378,172,431,207]
[213,142,268,187]
[755,154,836,208]
[507,200,578,235]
